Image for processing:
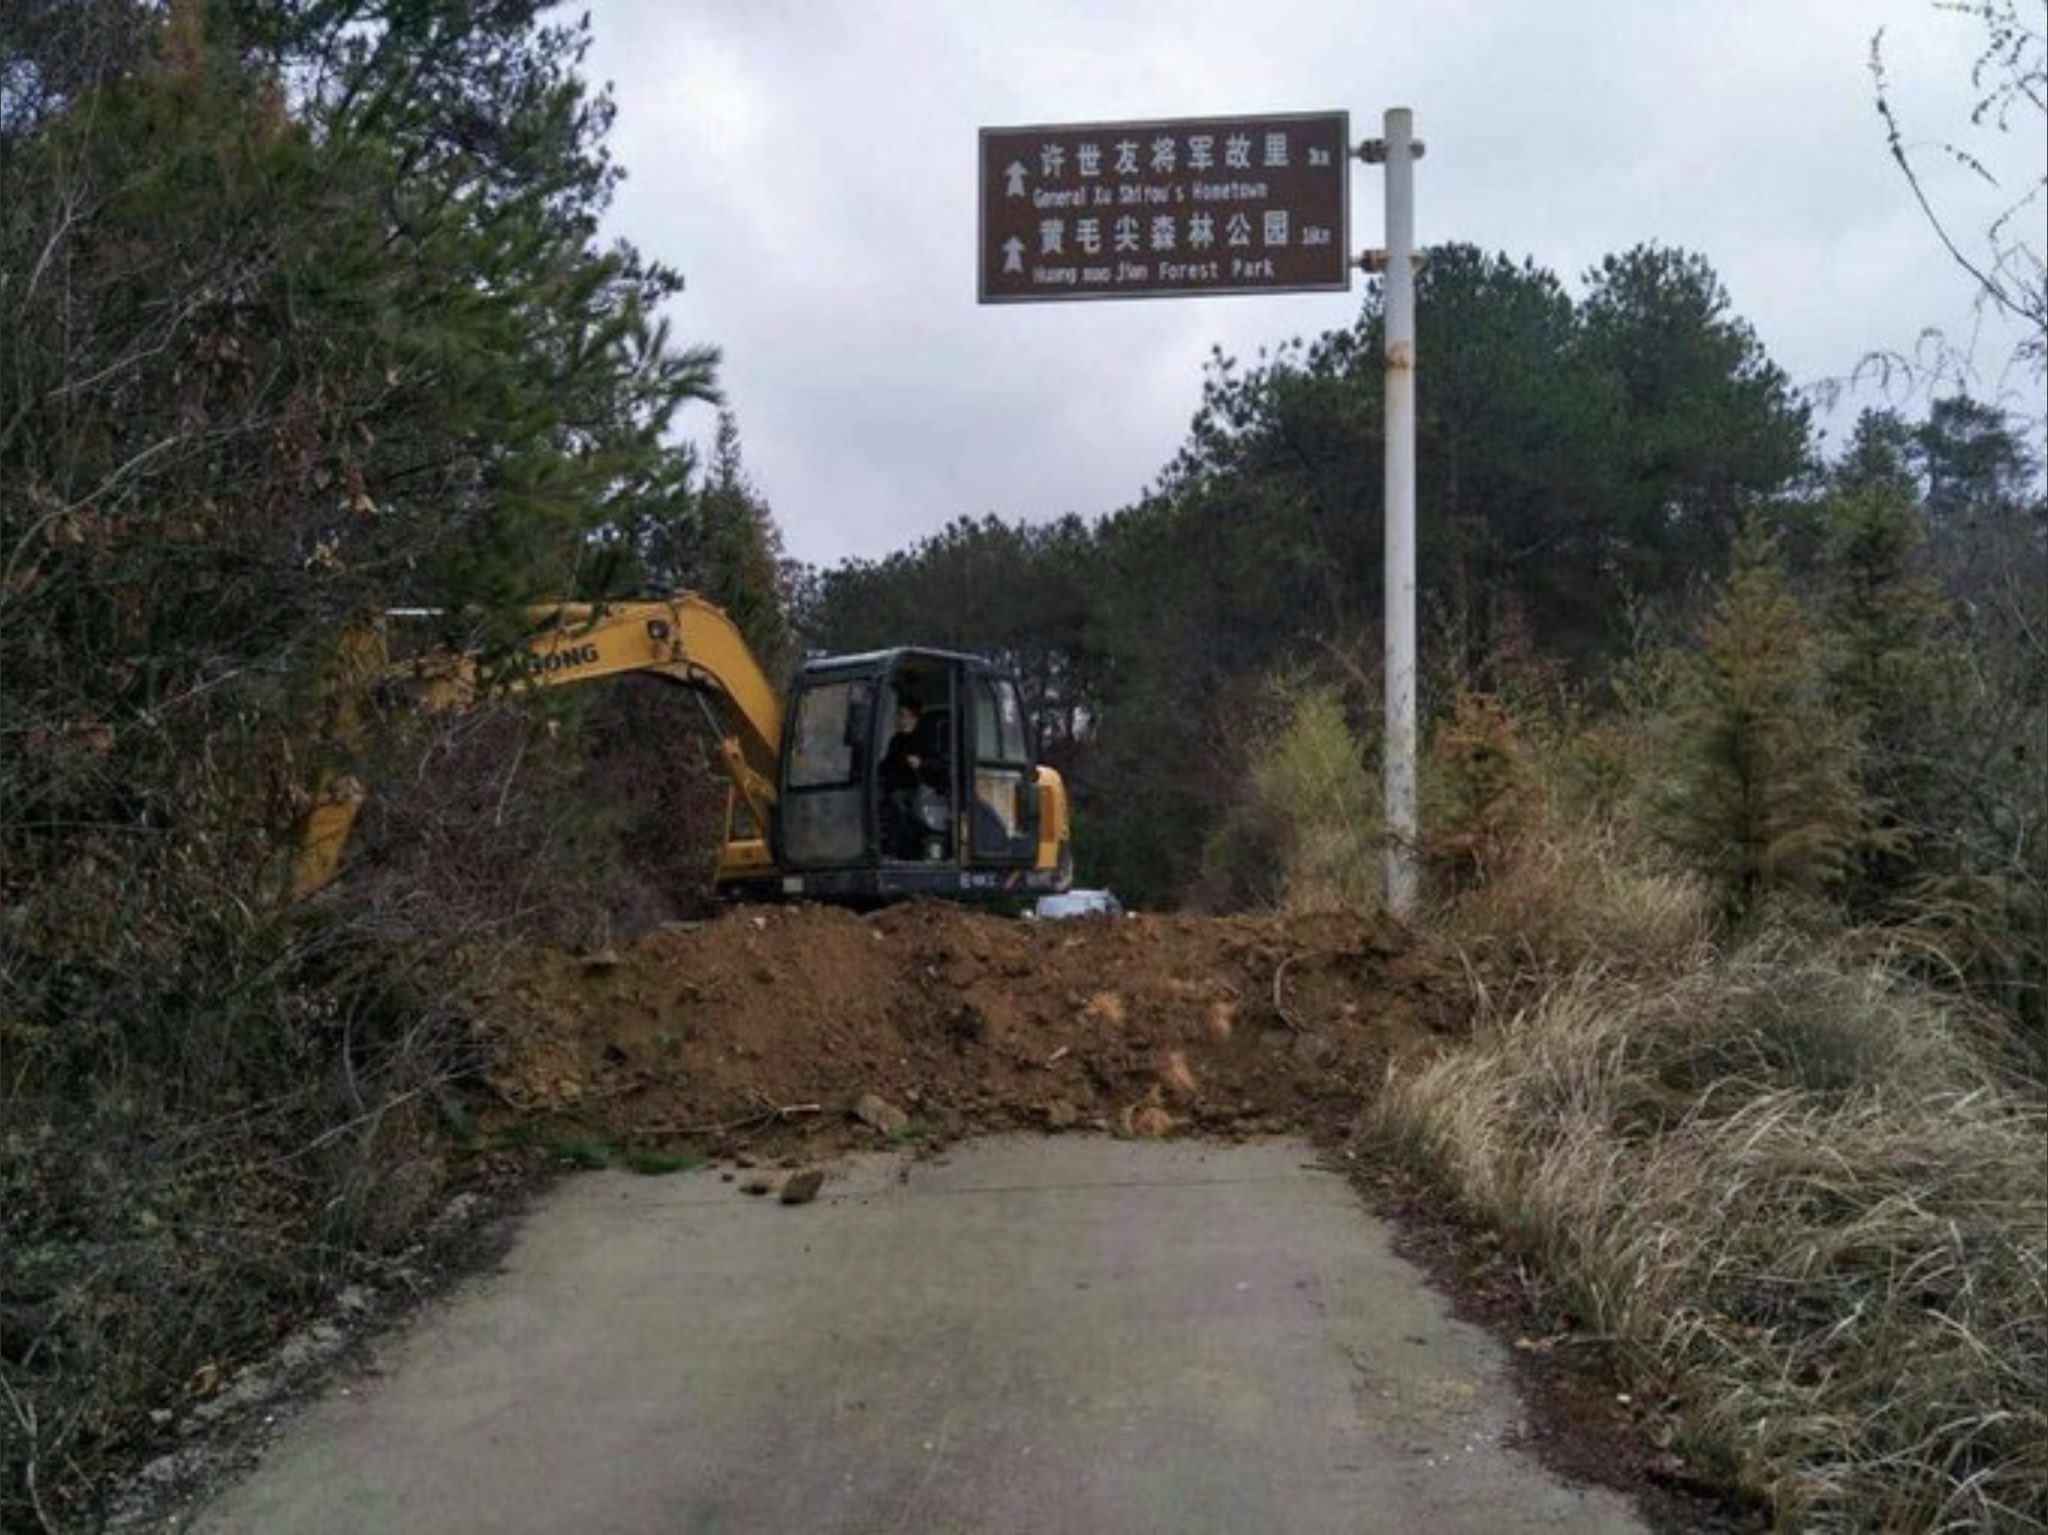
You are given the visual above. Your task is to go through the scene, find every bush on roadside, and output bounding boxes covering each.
[1655,523,1863,927]
[1417,688,1711,1008]
[0,924,472,1526]
[1200,674,1382,914]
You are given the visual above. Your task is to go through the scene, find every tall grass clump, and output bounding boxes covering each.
[1424,691,1713,991]
[1200,676,1381,913]
[1372,945,2048,1530]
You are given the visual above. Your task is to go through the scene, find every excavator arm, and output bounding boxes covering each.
[293,593,785,897]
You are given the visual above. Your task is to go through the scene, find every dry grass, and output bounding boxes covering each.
[1374,693,2048,1526]
[1421,688,1713,1002]
[1431,814,1711,990]
[1372,947,2048,1530]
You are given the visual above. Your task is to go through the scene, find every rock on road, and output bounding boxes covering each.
[190,1137,1646,1535]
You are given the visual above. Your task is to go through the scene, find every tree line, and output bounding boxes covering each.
[797,245,2045,1035]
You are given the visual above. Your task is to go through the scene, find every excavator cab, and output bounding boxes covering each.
[765,648,1072,902]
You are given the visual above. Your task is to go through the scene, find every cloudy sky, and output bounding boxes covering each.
[584,1,2040,568]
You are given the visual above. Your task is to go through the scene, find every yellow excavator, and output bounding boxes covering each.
[294,593,1074,903]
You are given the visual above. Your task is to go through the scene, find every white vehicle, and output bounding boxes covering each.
[1029,888,1126,920]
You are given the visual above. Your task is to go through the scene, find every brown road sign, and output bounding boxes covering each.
[979,111,1349,304]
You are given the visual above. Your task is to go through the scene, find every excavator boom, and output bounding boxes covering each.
[294,594,785,896]
[293,592,1075,905]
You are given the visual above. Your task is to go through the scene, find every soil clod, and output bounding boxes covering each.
[853,1093,910,1137]
[778,1170,825,1206]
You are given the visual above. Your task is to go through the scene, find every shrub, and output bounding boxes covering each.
[1424,690,1536,891]
[1423,690,1712,998]
[1200,677,1382,914]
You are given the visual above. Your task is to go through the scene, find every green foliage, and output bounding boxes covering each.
[0,0,723,944]
[1199,677,1380,913]
[1576,245,1812,597]
[695,411,794,673]
[799,513,1104,743]
[888,1115,935,1145]
[552,1137,612,1171]
[1832,407,1918,498]
[1815,463,1946,908]
[1914,394,2040,531]
[0,0,724,1054]
[1814,401,2047,1047]
[0,4,724,1519]
[1659,523,1862,924]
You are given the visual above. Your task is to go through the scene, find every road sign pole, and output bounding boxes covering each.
[1380,107,1419,919]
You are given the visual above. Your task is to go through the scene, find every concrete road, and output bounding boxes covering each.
[192,1138,1646,1535]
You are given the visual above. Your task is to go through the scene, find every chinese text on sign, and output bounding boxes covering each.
[978,112,1350,303]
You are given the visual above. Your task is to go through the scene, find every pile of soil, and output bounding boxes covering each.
[471,901,1462,1157]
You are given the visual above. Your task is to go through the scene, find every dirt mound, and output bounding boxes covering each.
[472,902,1460,1158]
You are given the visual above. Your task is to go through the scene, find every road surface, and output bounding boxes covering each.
[192,1137,1646,1534]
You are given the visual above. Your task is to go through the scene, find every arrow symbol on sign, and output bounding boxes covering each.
[1005,161,1028,197]
[1002,237,1025,274]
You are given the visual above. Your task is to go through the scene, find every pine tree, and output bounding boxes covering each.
[1662,522,1861,924]
[697,411,793,671]
[0,7,730,1511]
[0,0,724,1071]
[1817,430,1949,912]
[1833,408,1918,497]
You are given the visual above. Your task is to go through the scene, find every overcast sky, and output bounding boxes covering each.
[584,1,2042,568]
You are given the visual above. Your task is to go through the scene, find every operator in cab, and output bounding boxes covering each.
[880,698,929,858]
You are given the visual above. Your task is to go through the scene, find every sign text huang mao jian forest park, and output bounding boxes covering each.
[978,112,1349,303]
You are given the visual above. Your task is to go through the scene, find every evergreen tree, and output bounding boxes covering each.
[1833,409,1919,497]
[696,411,793,672]
[1816,462,1948,911]
[0,4,729,1514]
[1662,522,1861,924]
[800,241,1818,904]
[1914,395,2038,534]
[0,0,721,1074]
[1576,245,1813,601]
[1892,400,2045,1040]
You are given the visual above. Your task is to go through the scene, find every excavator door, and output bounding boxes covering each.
[778,674,874,869]
[965,665,1038,865]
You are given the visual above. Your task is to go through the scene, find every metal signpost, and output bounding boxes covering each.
[979,107,1422,916]
[1362,109,1420,919]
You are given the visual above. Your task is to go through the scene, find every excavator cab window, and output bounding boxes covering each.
[775,652,1051,890]
[789,681,869,789]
